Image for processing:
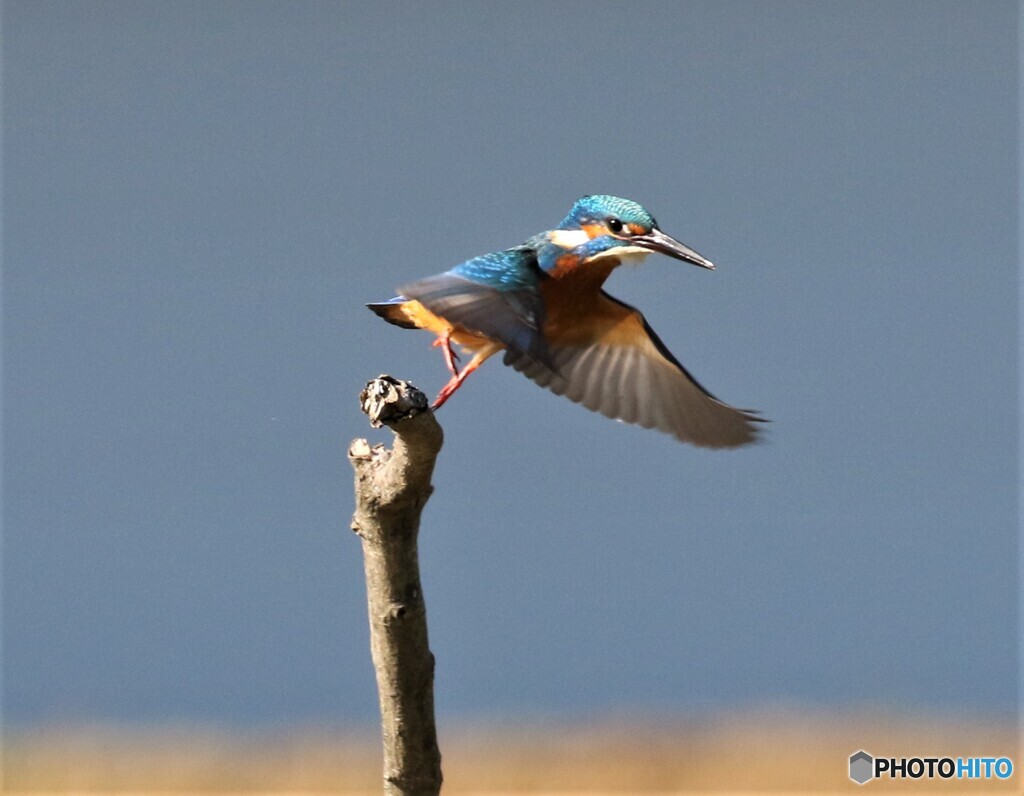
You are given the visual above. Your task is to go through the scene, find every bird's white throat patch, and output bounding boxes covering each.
[587,245,651,265]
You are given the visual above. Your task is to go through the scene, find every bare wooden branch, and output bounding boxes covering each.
[349,375,444,796]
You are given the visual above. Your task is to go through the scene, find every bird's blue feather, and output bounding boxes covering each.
[448,245,543,292]
[559,195,658,231]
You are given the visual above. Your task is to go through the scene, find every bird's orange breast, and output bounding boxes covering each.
[540,262,645,348]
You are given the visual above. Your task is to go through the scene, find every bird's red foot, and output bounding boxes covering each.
[432,377,462,410]
[431,334,460,377]
[431,350,488,410]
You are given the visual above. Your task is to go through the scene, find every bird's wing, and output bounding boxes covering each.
[399,247,553,366]
[503,291,764,448]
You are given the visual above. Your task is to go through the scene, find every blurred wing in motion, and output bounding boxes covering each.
[399,248,552,366]
[504,292,763,448]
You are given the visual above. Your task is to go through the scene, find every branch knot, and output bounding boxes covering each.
[360,375,430,428]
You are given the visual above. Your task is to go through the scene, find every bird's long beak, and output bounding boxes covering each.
[638,228,716,270]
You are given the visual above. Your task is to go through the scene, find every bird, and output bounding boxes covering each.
[368,195,764,448]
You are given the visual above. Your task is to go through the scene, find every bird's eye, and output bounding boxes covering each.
[606,218,624,234]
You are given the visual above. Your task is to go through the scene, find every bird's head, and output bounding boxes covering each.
[549,195,715,271]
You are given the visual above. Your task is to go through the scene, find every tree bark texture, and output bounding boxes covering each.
[349,375,444,795]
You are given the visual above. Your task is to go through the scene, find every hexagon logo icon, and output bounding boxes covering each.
[849,750,874,785]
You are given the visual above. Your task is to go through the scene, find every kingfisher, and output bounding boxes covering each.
[368,195,763,448]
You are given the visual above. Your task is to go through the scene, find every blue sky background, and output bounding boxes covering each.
[3,0,1017,729]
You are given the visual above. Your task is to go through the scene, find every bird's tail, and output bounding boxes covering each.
[367,297,418,329]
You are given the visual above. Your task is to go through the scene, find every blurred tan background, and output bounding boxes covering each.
[5,710,1017,792]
